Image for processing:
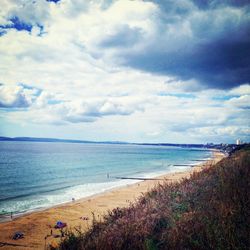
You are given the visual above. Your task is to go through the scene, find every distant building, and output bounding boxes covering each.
[236,139,242,145]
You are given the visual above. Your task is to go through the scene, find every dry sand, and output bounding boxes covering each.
[0,151,225,249]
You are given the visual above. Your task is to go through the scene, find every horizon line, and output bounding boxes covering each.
[0,135,233,146]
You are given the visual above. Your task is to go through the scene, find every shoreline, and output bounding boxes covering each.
[0,150,225,250]
[0,148,214,222]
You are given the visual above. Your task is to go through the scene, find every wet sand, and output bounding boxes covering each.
[0,151,225,249]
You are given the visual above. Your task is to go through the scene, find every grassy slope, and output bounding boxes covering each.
[59,148,250,250]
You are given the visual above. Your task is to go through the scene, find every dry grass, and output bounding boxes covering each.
[57,147,250,250]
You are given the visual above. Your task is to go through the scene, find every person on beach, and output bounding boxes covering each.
[60,229,65,237]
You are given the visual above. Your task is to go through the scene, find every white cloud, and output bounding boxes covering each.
[0,0,249,143]
[0,84,39,108]
[229,84,250,96]
[226,95,250,109]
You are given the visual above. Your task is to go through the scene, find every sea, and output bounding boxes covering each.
[0,141,212,219]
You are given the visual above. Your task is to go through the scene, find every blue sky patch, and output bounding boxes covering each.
[9,16,32,32]
[0,17,45,36]
[47,100,63,105]
[46,0,61,3]
[212,95,239,101]
[159,93,196,99]
[0,16,32,33]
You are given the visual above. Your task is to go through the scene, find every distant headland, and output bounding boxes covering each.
[0,136,246,155]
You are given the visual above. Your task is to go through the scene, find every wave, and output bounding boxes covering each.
[0,179,139,216]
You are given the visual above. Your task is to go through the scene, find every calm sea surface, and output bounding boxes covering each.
[0,141,211,216]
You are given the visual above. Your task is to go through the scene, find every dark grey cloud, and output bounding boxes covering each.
[104,0,250,89]
[191,0,250,9]
[99,25,143,48]
[126,27,250,89]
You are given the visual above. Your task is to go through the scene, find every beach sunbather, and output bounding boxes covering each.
[80,216,89,220]
[55,221,67,229]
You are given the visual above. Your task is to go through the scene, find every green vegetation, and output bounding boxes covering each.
[58,146,250,250]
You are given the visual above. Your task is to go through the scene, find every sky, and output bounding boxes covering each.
[0,0,249,144]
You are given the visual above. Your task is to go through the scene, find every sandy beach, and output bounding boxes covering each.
[0,151,225,250]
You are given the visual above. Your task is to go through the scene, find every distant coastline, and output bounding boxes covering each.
[0,136,228,148]
[0,136,244,155]
[0,136,127,145]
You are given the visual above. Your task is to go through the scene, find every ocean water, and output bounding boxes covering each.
[0,141,211,217]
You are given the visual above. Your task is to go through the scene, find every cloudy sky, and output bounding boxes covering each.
[0,0,249,144]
